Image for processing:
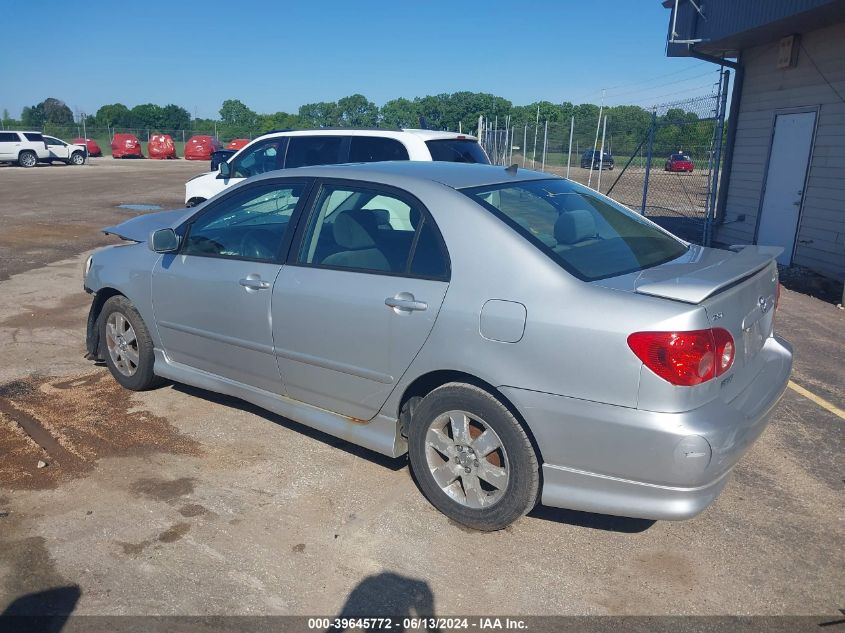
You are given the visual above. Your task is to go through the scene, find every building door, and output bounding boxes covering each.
[757,111,816,265]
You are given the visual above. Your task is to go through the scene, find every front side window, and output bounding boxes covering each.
[230,139,285,178]
[45,136,65,146]
[285,136,345,168]
[183,182,304,261]
[464,178,688,282]
[298,184,448,278]
[349,137,409,163]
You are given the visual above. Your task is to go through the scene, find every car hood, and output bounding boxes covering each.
[102,208,193,242]
[594,244,782,304]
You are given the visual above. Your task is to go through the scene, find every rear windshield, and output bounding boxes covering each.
[425,139,490,164]
[463,178,688,281]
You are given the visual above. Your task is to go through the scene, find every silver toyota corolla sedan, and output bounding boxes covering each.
[83,162,792,531]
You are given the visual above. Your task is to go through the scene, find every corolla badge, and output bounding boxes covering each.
[759,295,774,314]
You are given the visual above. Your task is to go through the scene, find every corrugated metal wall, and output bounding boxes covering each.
[716,21,845,278]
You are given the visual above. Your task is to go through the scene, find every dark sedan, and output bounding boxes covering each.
[580,150,614,170]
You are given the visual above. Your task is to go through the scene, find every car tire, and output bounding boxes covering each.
[69,151,85,165]
[408,383,540,531]
[18,151,37,168]
[100,295,163,391]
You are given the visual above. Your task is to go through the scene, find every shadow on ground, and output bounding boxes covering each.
[1,585,81,633]
[327,572,438,632]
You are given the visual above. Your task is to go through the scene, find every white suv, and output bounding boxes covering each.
[0,131,50,168]
[185,128,489,206]
[42,135,88,165]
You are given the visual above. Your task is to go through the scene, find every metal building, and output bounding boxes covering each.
[665,0,845,280]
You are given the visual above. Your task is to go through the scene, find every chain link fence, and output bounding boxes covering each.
[478,70,729,245]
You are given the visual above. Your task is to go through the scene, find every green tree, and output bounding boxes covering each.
[21,105,42,128]
[129,103,165,129]
[95,103,132,128]
[336,94,378,127]
[160,104,191,130]
[257,111,302,134]
[40,98,74,125]
[219,99,258,137]
[21,98,73,129]
[380,98,418,128]
[298,101,339,127]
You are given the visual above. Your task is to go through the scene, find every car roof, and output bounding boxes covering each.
[252,128,478,142]
[250,161,555,190]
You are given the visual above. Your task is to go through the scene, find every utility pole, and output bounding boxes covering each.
[597,115,607,191]
[641,109,657,214]
[587,89,605,189]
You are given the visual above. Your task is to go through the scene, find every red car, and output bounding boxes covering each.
[148,134,177,159]
[184,135,222,161]
[111,133,144,158]
[665,153,694,172]
[226,138,250,150]
[73,137,102,157]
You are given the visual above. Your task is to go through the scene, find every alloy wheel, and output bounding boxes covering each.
[105,312,140,377]
[424,410,509,509]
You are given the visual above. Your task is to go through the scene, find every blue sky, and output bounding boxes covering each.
[1,1,717,120]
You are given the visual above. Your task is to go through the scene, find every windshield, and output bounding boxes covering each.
[463,178,688,281]
[425,139,490,164]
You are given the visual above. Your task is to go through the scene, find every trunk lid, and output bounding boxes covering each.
[631,245,780,304]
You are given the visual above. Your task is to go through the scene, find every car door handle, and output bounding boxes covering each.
[385,293,427,312]
[239,277,270,290]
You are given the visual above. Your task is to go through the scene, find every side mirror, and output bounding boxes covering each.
[219,160,231,178]
[149,228,179,253]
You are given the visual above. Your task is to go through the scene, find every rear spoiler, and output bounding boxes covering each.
[635,245,782,304]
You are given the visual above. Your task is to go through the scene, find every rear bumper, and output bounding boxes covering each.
[501,335,792,520]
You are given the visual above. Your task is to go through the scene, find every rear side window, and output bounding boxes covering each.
[464,178,688,282]
[425,139,490,164]
[297,184,449,279]
[285,136,345,168]
[24,133,44,142]
[0,132,18,142]
[349,137,409,163]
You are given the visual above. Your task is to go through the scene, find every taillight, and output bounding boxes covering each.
[627,328,734,387]
[712,328,735,376]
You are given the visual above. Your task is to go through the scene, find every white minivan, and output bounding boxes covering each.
[185,128,489,207]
